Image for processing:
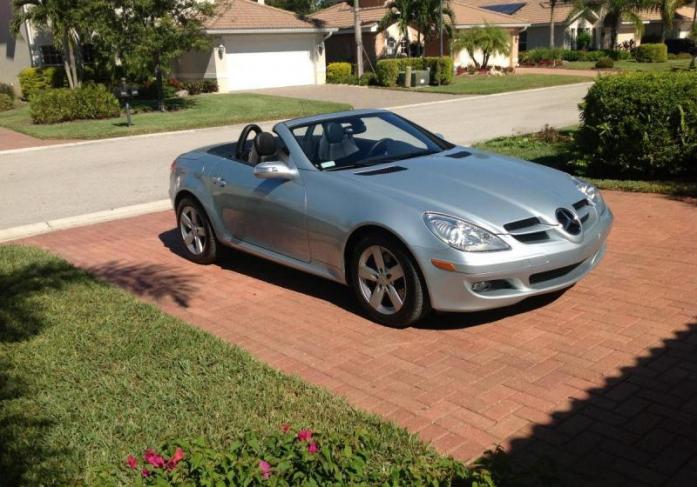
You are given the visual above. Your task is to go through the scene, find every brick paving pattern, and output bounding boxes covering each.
[20,191,697,486]
[0,127,75,152]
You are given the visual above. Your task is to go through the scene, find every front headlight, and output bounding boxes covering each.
[424,213,510,252]
[572,177,604,210]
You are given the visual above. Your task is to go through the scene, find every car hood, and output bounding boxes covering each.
[335,149,584,234]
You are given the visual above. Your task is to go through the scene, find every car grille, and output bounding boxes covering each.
[504,198,595,244]
[529,261,583,285]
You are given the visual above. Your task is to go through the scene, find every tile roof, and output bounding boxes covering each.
[206,0,329,31]
[310,0,528,29]
[466,0,582,25]
[638,5,696,22]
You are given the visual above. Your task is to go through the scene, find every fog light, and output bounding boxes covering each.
[472,281,491,292]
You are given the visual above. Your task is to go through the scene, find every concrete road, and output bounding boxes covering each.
[0,82,590,231]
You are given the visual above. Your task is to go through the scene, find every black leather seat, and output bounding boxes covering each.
[248,132,277,165]
[318,122,359,162]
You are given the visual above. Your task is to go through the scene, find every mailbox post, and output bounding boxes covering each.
[115,78,139,127]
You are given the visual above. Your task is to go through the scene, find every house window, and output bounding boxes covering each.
[519,31,528,51]
[40,45,63,66]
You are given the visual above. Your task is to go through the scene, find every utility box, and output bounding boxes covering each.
[411,70,430,87]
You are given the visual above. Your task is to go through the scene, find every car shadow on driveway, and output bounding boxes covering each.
[159,229,568,329]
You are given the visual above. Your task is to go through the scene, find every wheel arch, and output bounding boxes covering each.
[342,224,431,303]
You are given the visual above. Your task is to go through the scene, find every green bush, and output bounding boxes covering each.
[30,84,120,124]
[375,57,453,87]
[0,93,14,112]
[326,62,354,84]
[181,79,218,95]
[359,71,377,86]
[635,43,668,63]
[113,428,495,486]
[0,82,15,100]
[519,47,564,65]
[18,66,66,99]
[595,57,614,69]
[577,72,697,179]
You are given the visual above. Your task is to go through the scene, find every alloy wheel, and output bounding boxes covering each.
[179,205,208,256]
[357,245,406,315]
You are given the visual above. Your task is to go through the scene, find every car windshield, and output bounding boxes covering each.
[291,112,452,171]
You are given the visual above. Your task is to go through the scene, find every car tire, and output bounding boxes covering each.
[349,234,430,328]
[176,197,217,265]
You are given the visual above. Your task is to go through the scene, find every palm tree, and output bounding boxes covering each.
[380,0,417,55]
[11,0,85,88]
[568,0,647,49]
[654,0,689,41]
[413,0,456,57]
[549,0,559,47]
[452,25,511,69]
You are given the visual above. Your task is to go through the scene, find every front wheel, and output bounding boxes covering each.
[176,197,217,265]
[349,234,430,327]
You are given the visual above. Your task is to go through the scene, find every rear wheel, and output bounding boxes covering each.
[176,197,217,265]
[349,234,430,327]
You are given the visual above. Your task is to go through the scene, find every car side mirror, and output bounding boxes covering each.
[254,161,298,180]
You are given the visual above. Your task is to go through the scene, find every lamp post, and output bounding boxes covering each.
[354,0,364,78]
[438,0,444,86]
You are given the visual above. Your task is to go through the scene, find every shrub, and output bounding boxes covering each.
[666,38,696,54]
[114,427,493,485]
[0,82,15,100]
[595,57,614,69]
[180,79,218,95]
[359,71,377,86]
[30,84,120,124]
[18,67,66,99]
[577,72,697,179]
[635,43,668,63]
[519,47,563,65]
[576,31,592,50]
[0,93,13,112]
[375,57,452,86]
[326,62,354,84]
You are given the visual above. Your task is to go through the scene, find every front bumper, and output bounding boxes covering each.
[418,206,613,313]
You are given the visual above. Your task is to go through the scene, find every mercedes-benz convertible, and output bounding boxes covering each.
[169,109,612,327]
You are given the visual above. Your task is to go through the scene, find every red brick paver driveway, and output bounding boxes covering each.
[22,191,697,486]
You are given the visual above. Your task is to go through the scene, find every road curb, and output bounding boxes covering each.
[0,199,171,243]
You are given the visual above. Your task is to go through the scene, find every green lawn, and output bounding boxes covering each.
[417,74,592,95]
[560,59,693,72]
[475,129,697,197]
[0,245,457,485]
[0,93,351,140]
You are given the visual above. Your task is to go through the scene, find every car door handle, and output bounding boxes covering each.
[213,176,227,187]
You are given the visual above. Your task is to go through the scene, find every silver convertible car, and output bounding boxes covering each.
[169,109,612,327]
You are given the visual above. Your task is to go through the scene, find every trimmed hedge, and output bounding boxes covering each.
[635,43,668,63]
[326,62,354,84]
[18,67,66,99]
[0,82,15,100]
[29,84,120,124]
[0,93,13,112]
[520,48,631,65]
[577,72,697,179]
[375,57,453,87]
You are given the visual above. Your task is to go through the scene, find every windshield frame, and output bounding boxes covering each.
[286,111,455,172]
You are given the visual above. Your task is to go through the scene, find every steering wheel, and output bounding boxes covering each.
[367,138,393,158]
[236,124,262,161]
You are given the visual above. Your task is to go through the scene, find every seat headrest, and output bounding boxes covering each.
[324,122,346,144]
[254,132,277,157]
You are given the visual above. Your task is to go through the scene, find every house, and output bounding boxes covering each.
[312,0,529,69]
[635,6,697,44]
[424,0,530,68]
[465,0,602,50]
[0,0,60,90]
[1,0,336,92]
[308,0,421,67]
[175,0,336,91]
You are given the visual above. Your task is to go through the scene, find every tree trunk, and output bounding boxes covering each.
[62,31,75,89]
[67,35,79,88]
[155,59,165,113]
[549,3,555,48]
[692,2,696,31]
[417,29,422,58]
[353,0,364,77]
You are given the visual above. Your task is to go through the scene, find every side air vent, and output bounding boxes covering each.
[513,232,550,243]
[354,166,407,176]
[446,151,472,159]
[573,199,589,210]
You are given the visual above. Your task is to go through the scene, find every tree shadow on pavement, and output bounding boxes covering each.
[87,260,198,308]
[479,319,697,487]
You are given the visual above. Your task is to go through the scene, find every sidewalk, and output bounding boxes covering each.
[0,127,75,151]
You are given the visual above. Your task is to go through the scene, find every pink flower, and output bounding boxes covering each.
[281,423,291,433]
[166,447,185,470]
[259,459,272,480]
[126,454,138,470]
[297,428,313,442]
[141,468,151,478]
[307,442,319,454]
[143,448,165,469]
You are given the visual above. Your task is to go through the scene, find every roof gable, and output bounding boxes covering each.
[206,0,327,31]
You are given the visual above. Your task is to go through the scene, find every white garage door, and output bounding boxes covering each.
[224,34,317,91]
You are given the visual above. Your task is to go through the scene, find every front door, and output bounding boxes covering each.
[209,158,310,263]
